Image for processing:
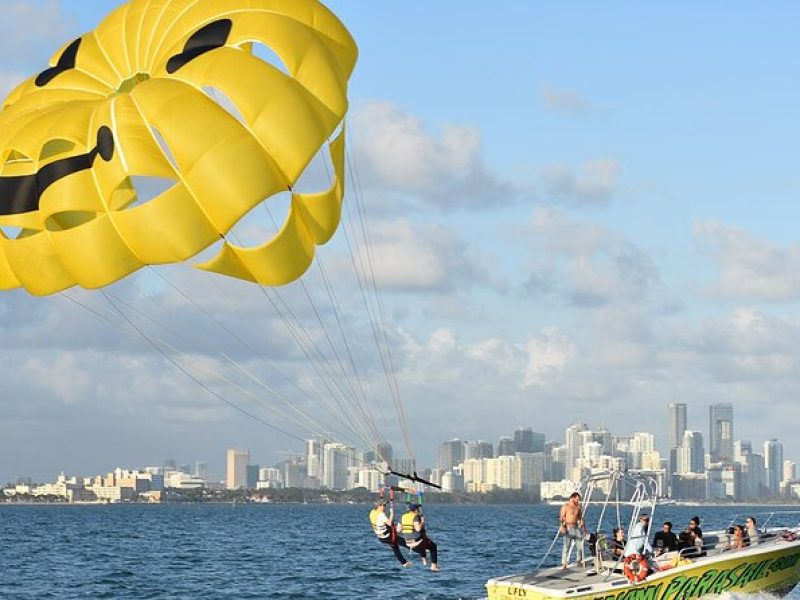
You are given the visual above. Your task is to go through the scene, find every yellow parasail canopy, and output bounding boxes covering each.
[0,0,357,296]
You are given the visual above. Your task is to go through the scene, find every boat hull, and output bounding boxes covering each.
[487,543,800,600]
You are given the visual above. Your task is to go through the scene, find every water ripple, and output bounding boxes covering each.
[1,504,799,599]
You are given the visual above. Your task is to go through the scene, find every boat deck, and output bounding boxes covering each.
[492,565,627,591]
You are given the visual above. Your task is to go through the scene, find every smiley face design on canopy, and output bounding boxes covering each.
[0,0,357,296]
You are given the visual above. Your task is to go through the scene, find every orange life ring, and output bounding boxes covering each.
[623,554,649,583]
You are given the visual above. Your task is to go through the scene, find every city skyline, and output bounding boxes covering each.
[8,401,793,495]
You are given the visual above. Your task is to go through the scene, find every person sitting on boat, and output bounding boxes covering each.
[652,521,678,556]
[559,492,587,569]
[677,516,704,556]
[728,525,746,550]
[369,499,411,567]
[688,516,704,553]
[745,516,760,545]
[610,527,626,558]
[400,503,440,572]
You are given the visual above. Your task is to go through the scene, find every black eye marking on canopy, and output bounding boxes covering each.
[166,19,233,74]
[35,38,82,87]
[0,126,115,217]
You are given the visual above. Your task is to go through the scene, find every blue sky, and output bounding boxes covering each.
[1,0,799,482]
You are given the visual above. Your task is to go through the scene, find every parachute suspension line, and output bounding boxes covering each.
[224,230,381,452]
[189,268,371,447]
[87,287,358,445]
[261,202,383,447]
[86,289,310,444]
[66,289,353,446]
[335,139,412,460]
[336,135,415,465]
[314,258,383,451]
[253,282,379,451]
[143,267,364,446]
[252,281,379,451]
[315,135,414,463]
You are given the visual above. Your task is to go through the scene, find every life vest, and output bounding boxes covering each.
[400,511,422,542]
[369,508,392,539]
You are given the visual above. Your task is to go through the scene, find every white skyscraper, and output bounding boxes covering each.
[322,442,355,490]
[783,460,797,484]
[677,431,704,474]
[565,423,588,473]
[306,438,326,482]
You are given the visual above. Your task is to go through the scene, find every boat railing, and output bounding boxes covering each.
[726,510,800,532]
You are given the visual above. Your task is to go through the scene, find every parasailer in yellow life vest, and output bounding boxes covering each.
[369,499,411,567]
[400,503,440,571]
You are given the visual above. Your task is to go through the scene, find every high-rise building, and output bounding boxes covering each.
[740,452,766,499]
[306,438,326,482]
[514,428,534,453]
[549,443,566,481]
[513,428,545,453]
[707,464,742,501]
[497,436,517,457]
[667,403,687,475]
[667,403,688,449]
[709,403,734,462]
[376,441,393,467]
[246,464,260,490]
[281,456,308,489]
[677,431,704,474]
[592,428,613,455]
[438,439,466,471]
[734,440,752,464]
[322,442,355,490]
[783,460,797,484]
[466,441,494,460]
[226,448,249,490]
[565,423,588,473]
[764,439,784,495]
[194,461,207,481]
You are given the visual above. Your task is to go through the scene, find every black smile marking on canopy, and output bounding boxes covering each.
[0,127,115,216]
[167,19,233,74]
[35,38,82,87]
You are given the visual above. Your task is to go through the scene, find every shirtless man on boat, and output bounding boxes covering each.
[559,492,587,569]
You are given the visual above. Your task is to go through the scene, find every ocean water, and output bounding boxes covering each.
[1,503,799,599]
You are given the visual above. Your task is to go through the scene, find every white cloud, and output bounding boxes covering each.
[359,218,493,292]
[695,220,800,302]
[539,84,591,115]
[525,208,666,310]
[522,327,576,387]
[20,352,90,405]
[543,158,621,207]
[352,101,516,210]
